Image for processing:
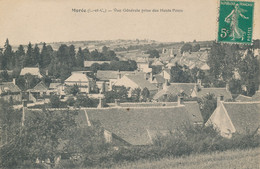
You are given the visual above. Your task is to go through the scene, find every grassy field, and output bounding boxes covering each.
[94,148,260,169]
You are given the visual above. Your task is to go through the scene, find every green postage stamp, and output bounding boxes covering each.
[217,0,254,44]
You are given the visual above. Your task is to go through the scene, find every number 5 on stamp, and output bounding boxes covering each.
[217,0,254,44]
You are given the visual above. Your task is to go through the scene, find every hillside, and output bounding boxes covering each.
[97,148,260,169]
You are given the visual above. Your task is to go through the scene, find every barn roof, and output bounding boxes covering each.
[223,102,260,134]
[151,74,165,84]
[49,83,62,89]
[196,88,232,100]
[0,82,21,93]
[252,91,260,101]
[65,73,91,83]
[31,81,48,91]
[153,83,196,100]
[125,74,157,91]
[20,67,43,78]
[96,70,135,81]
[235,94,252,102]
[84,105,192,145]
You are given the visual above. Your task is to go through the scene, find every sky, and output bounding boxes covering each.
[0,0,259,45]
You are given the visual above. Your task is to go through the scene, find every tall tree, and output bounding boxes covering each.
[238,49,259,96]
[24,42,34,67]
[33,44,40,66]
[3,39,14,69]
[40,43,52,68]
[15,45,25,68]
[76,47,84,67]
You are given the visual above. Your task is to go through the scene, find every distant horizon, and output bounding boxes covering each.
[1,0,259,46]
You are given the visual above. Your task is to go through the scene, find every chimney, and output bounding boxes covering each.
[12,78,16,85]
[163,79,169,90]
[197,79,202,87]
[117,70,121,80]
[97,97,105,108]
[22,99,27,127]
[149,73,153,82]
[226,83,229,91]
[217,95,224,107]
[115,99,120,107]
[177,96,184,106]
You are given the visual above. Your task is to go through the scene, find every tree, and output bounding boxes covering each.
[147,49,160,58]
[192,44,200,52]
[197,94,217,123]
[65,85,80,96]
[104,86,129,103]
[74,95,97,107]
[170,63,193,83]
[0,70,10,82]
[180,43,192,54]
[0,109,78,168]
[33,44,40,66]
[40,43,52,68]
[24,42,34,67]
[141,87,150,102]
[49,94,63,108]
[238,49,259,96]
[3,39,14,69]
[131,88,141,102]
[14,45,25,68]
[0,99,21,145]
[76,47,85,67]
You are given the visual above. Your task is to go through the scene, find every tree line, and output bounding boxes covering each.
[0,39,123,82]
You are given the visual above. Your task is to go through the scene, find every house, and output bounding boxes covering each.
[153,82,196,101]
[191,86,233,100]
[96,70,136,91]
[28,81,49,101]
[160,68,171,81]
[206,99,260,138]
[81,99,203,145]
[64,71,95,93]
[114,73,158,96]
[149,74,165,89]
[20,67,43,78]
[0,80,22,102]
[151,60,164,67]
[136,57,152,73]
[235,94,252,102]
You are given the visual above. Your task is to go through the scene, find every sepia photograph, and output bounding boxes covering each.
[0,0,259,168]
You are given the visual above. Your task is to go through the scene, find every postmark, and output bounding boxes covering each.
[217,0,254,44]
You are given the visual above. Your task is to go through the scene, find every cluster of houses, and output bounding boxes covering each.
[0,46,260,147]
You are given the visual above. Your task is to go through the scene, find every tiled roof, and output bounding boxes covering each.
[223,102,260,134]
[20,67,43,78]
[49,83,61,89]
[184,102,203,124]
[152,74,165,84]
[153,83,196,100]
[151,60,164,66]
[0,82,21,93]
[65,73,91,83]
[252,91,260,101]
[96,70,135,81]
[196,88,232,100]
[235,95,252,102]
[32,81,48,91]
[85,105,192,145]
[125,74,157,91]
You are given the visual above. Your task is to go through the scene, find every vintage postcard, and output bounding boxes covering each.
[0,0,259,168]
